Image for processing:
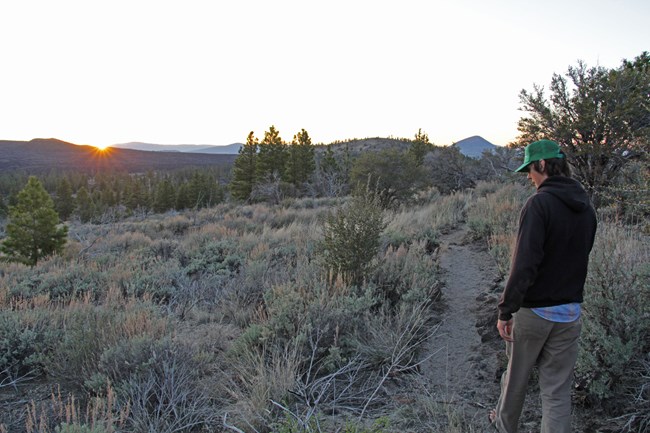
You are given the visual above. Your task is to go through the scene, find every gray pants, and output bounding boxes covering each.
[494,308,582,433]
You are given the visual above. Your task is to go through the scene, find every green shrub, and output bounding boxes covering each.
[116,258,180,302]
[179,239,243,278]
[38,263,107,300]
[318,188,387,287]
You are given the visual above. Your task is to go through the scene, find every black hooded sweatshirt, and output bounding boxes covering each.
[498,176,597,321]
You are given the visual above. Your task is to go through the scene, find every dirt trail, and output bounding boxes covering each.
[424,224,503,426]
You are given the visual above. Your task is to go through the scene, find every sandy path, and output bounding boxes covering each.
[423,224,502,424]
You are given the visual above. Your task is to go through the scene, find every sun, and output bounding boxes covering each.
[93,144,110,151]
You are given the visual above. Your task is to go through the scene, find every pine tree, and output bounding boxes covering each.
[54,177,75,220]
[175,183,190,210]
[284,128,316,188]
[75,187,94,223]
[321,146,339,175]
[230,131,259,201]
[256,125,287,184]
[0,199,7,218]
[1,176,68,266]
[153,178,176,213]
[408,128,433,166]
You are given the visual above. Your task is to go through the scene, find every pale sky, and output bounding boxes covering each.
[1,0,648,148]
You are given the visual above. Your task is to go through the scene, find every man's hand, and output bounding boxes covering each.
[497,318,514,342]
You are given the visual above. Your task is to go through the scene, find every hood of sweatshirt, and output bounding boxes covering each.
[537,176,592,212]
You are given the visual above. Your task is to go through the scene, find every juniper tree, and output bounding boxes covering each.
[1,176,68,266]
[517,52,650,206]
[350,148,428,207]
[319,184,386,287]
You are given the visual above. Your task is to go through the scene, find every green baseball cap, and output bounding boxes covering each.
[515,139,564,172]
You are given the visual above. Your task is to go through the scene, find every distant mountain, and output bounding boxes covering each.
[453,136,497,158]
[0,138,237,173]
[111,142,243,154]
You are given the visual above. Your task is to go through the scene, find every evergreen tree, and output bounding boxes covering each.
[321,145,339,175]
[350,148,428,207]
[90,189,106,219]
[409,128,433,166]
[1,176,68,266]
[284,129,316,188]
[124,178,150,211]
[175,183,190,210]
[316,145,346,197]
[75,187,94,223]
[517,52,650,205]
[153,178,176,213]
[0,199,7,218]
[54,177,75,220]
[256,125,287,184]
[204,174,224,207]
[187,172,213,209]
[230,131,259,201]
[319,184,386,287]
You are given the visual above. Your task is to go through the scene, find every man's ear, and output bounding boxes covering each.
[539,159,546,173]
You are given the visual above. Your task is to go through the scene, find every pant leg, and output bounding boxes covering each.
[537,317,582,433]
[495,309,553,433]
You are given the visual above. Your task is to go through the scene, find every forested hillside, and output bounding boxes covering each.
[0,139,236,172]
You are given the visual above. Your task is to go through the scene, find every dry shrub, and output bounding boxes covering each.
[118,343,220,433]
[354,301,438,371]
[45,298,170,386]
[103,232,153,253]
[466,183,528,243]
[372,241,442,306]
[386,191,469,248]
[25,384,128,433]
[486,232,516,279]
[466,183,528,282]
[577,222,650,431]
[429,191,471,231]
[158,214,191,235]
[0,305,59,384]
[225,342,302,432]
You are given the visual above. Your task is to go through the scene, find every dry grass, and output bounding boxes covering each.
[2,183,645,432]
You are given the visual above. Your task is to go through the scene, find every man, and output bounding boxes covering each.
[490,140,597,432]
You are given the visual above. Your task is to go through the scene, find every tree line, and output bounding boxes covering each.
[1,52,648,266]
[0,167,229,224]
[230,126,317,201]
